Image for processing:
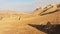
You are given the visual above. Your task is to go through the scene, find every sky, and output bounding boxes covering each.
[0,0,60,12]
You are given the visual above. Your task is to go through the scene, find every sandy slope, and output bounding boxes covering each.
[0,3,59,34]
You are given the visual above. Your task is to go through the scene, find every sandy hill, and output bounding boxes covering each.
[22,3,60,25]
[0,3,59,34]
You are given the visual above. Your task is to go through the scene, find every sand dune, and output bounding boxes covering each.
[0,3,59,34]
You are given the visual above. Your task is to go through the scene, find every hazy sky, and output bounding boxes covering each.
[0,0,60,12]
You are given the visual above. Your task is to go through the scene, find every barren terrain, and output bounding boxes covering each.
[0,3,59,34]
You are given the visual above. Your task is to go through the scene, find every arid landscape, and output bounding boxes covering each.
[0,3,60,34]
